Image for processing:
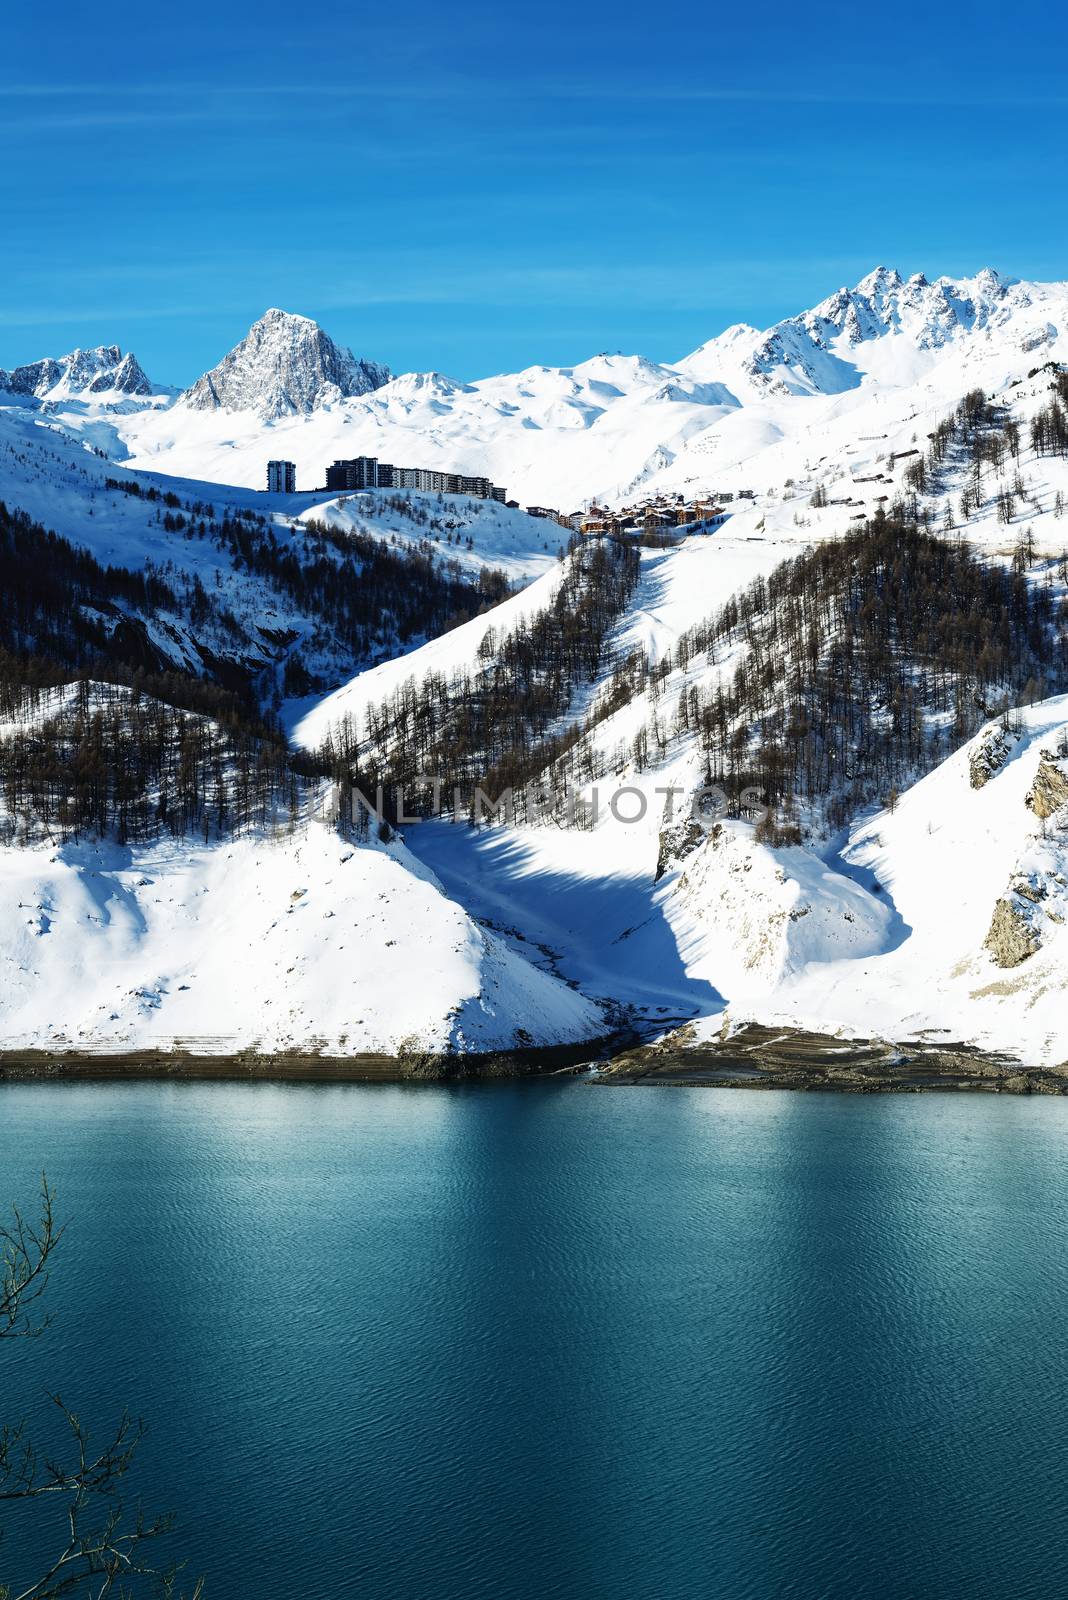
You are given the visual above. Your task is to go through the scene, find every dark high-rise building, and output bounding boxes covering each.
[266,459,296,493]
[322,453,505,503]
[325,456,379,491]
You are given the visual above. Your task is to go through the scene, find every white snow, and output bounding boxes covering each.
[0,818,603,1056]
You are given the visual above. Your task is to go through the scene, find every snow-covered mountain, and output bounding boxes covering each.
[5,266,1068,1067]
[179,308,390,419]
[283,335,1068,1067]
[8,265,1068,507]
[0,343,152,400]
[678,266,1031,398]
[364,613,1068,1068]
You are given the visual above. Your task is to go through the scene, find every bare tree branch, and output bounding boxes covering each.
[0,1182,202,1600]
[0,1179,63,1341]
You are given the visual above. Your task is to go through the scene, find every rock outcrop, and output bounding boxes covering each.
[968,722,1021,790]
[983,848,1068,969]
[88,351,151,395]
[1025,750,1068,819]
[654,815,708,881]
[984,895,1044,967]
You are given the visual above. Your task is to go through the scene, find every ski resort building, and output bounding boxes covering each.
[325,456,380,491]
[325,455,506,502]
[266,459,296,493]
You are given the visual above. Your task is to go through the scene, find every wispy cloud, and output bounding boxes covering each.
[0,107,281,133]
[0,254,875,336]
[2,77,1066,112]
[0,303,234,329]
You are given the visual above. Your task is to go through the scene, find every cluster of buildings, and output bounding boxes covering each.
[265,454,507,501]
[264,456,748,544]
[522,505,584,530]
[582,493,730,540]
[323,455,507,502]
[521,491,735,540]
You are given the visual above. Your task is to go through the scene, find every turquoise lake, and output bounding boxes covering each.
[2,1081,1067,1598]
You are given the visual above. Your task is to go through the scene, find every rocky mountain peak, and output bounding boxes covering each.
[725,263,1029,394]
[0,343,151,399]
[856,265,904,296]
[180,309,391,418]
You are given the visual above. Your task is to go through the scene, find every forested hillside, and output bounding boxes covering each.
[670,513,1067,830]
[0,681,302,845]
[0,494,511,841]
[314,536,640,820]
[314,500,1068,840]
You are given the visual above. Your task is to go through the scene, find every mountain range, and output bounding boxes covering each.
[7,267,1068,507]
[0,343,152,400]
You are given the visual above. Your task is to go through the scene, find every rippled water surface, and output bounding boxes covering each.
[2,1082,1068,1598]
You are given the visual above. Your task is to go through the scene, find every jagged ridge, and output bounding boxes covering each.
[0,344,151,398]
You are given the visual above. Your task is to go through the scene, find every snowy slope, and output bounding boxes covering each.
[6,271,1068,1065]
[291,554,570,749]
[0,399,558,586]
[7,383,1067,1062]
[0,413,595,1057]
[0,403,563,709]
[0,686,603,1054]
[406,697,1068,1066]
[289,519,813,760]
[768,700,1068,1064]
[299,485,567,583]
[0,818,604,1055]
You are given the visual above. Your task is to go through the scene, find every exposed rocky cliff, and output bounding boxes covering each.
[984,895,1045,967]
[180,309,390,418]
[983,759,1068,967]
[969,723,1022,790]
[1026,749,1068,818]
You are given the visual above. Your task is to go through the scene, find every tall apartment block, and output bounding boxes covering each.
[325,455,505,502]
[325,456,380,491]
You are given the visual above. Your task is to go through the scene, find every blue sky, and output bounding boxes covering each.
[4,0,1068,384]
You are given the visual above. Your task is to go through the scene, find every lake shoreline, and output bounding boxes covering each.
[597,1023,1068,1093]
[0,1039,602,1085]
[1,1023,1065,1091]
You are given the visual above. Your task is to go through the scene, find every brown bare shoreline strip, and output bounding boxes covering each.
[1,1024,1065,1092]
